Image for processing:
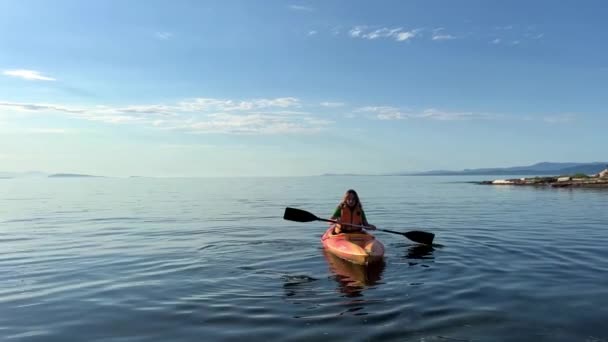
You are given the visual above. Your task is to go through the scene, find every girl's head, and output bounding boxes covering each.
[342,189,361,208]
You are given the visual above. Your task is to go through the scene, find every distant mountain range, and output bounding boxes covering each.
[2,162,607,178]
[405,162,608,176]
[323,162,608,176]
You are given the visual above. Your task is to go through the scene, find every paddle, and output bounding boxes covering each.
[283,207,435,245]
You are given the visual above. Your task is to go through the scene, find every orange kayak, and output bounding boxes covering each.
[321,225,385,265]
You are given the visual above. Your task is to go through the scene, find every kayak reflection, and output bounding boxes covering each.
[322,249,385,297]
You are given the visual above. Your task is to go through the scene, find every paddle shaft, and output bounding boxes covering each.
[321,217,420,237]
[321,218,413,237]
[319,218,374,230]
[283,207,435,244]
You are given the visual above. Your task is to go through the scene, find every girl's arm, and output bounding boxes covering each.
[330,205,341,220]
[362,210,376,230]
[361,210,369,225]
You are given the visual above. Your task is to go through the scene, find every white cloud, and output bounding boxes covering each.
[432,34,456,41]
[0,97,327,135]
[491,38,501,44]
[349,26,419,42]
[289,5,313,11]
[357,106,404,120]
[349,26,365,38]
[308,30,318,36]
[155,32,173,40]
[395,31,416,41]
[320,102,345,108]
[2,69,56,81]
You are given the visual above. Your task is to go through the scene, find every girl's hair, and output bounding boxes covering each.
[341,189,362,208]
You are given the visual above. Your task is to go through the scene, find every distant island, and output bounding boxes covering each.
[48,173,100,178]
[322,162,608,177]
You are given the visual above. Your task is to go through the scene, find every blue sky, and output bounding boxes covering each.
[1,0,606,177]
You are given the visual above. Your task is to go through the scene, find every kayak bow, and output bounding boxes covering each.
[321,225,385,265]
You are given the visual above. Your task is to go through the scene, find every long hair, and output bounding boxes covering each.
[341,189,362,209]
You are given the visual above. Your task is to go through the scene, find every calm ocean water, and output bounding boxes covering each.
[1,176,607,341]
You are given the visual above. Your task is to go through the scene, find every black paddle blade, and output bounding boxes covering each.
[404,230,435,245]
[283,207,320,223]
[378,228,435,245]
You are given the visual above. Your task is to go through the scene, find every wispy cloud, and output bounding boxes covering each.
[177,97,301,112]
[543,114,575,124]
[432,34,456,41]
[347,26,461,42]
[525,32,544,39]
[490,25,544,46]
[349,26,419,42]
[307,30,318,36]
[320,102,345,108]
[343,24,544,46]
[0,97,330,135]
[357,106,495,121]
[2,69,56,81]
[431,28,457,41]
[289,5,314,11]
[357,106,576,124]
[0,101,84,114]
[184,113,330,134]
[155,32,173,40]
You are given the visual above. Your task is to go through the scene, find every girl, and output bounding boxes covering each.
[331,189,377,234]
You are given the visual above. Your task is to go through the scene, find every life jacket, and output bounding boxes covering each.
[336,203,363,233]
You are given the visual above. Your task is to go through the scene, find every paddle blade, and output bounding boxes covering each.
[377,228,435,245]
[404,230,435,245]
[283,207,320,223]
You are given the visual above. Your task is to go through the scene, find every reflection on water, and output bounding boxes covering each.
[280,251,386,319]
[406,244,435,260]
[3,177,608,341]
[322,250,386,297]
[282,274,319,298]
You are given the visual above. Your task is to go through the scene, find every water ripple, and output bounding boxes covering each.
[1,177,607,341]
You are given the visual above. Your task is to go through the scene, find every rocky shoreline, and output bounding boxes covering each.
[479,168,608,188]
